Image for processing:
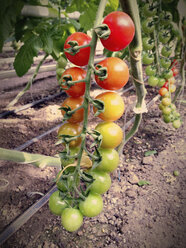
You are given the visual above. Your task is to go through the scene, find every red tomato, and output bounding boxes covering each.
[93,91,125,121]
[95,57,129,90]
[100,11,135,51]
[61,96,84,123]
[61,67,86,97]
[64,32,91,66]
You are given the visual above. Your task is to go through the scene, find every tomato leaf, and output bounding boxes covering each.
[144,150,157,157]
[40,32,53,54]
[13,35,43,77]
[79,3,97,31]
[0,0,24,52]
[137,180,150,187]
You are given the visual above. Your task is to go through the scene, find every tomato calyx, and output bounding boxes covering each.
[93,64,108,80]
[64,40,91,56]
[94,23,111,40]
[60,74,86,90]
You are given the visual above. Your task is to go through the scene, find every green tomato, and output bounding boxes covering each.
[158,78,166,87]
[142,18,155,34]
[163,70,173,79]
[160,58,171,69]
[79,193,103,217]
[57,56,67,68]
[163,114,173,123]
[160,11,173,25]
[88,170,111,194]
[162,106,172,115]
[172,111,180,119]
[143,52,154,65]
[49,190,68,216]
[148,76,159,87]
[159,103,164,110]
[61,208,83,232]
[142,37,154,51]
[145,65,156,76]
[161,46,172,57]
[95,148,119,172]
[159,30,171,44]
[143,3,157,17]
[172,119,181,129]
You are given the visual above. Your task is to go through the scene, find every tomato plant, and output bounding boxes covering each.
[61,208,83,232]
[61,96,85,123]
[100,11,135,51]
[64,32,91,66]
[93,91,125,121]
[61,67,86,97]
[79,192,103,217]
[95,57,129,90]
[95,121,123,149]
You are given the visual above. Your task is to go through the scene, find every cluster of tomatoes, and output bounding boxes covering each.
[140,0,182,129]
[49,11,135,232]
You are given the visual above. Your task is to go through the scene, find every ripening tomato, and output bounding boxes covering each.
[162,97,171,106]
[61,208,83,232]
[168,76,176,84]
[93,91,125,121]
[61,96,85,123]
[95,57,129,90]
[169,84,176,93]
[61,67,86,97]
[95,121,123,149]
[95,148,119,172]
[49,191,68,216]
[79,192,103,217]
[88,170,111,194]
[64,32,91,66]
[100,11,135,51]
[58,123,82,147]
[171,67,179,77]
[159,87,168,96]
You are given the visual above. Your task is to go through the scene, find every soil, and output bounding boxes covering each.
[0,53,186,248]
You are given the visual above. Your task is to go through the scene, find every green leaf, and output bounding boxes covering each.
[138,180,150,187]
[13,35,43,77]
[105,0,119,15]
[144,150,157,157]
[0,0,24,52]
[79,3,97,31]
[40,32,53,54]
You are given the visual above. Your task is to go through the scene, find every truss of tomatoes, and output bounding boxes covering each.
[49,11,135,233]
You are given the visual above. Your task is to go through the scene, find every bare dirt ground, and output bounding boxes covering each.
[0,57,186,248]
